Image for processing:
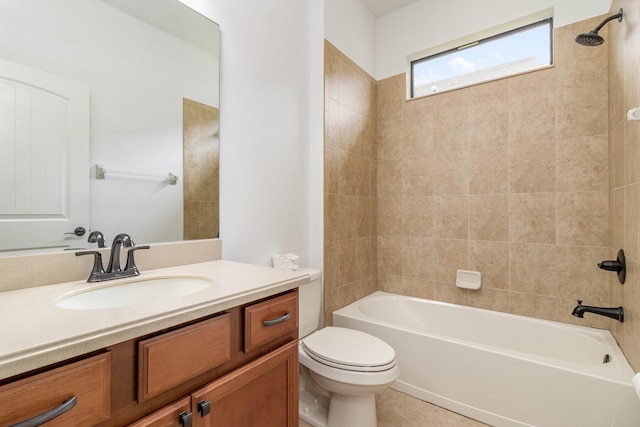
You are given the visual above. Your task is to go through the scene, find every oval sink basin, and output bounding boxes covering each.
[55,276,213,310]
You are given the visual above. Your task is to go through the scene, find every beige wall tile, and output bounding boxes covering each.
[402,114,433,159]
[556,245,611,303]
[557,82,608,141]
[434,238,469,283]
[468,100,509,149]
[625,119,640,185]
[611,187,624,249]
[508,89,555,144]
[468,78,509,103]
[434,196,469,239]
[377,198,402,237]
[377,160,403,199]
[509,142,556,193]
[378,236,404,276]
[510,243,557,296]
[509,193,556,244]
[508,67,555,97]
[624,184,639,260]
[468,287,510,312]
[402,158,433,197]
[556,135,609,192]
[402,277,435,300]
[403,237,434,280]
[556,191,609,246]
[403,196,434,237]
[433,106,469,153]
[432,151,469,195]
[469,195,509,241]
[377,119,403,160]
[469,147,508,194]
[509,291,558,321]
[469,240,509,290]
[377,74,407,123]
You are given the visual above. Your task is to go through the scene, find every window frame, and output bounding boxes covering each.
[409,16,554,98]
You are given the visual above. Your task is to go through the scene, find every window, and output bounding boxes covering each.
[410,17,553,98]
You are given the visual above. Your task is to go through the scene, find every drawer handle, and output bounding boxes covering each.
[10,396,77,427]
[179,411,193,427]
[263,312,291,327]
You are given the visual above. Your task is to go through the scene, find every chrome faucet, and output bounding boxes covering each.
[76,233,149,282]
[572,300,624,323]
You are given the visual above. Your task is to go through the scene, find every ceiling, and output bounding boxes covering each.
[360,0,419,17]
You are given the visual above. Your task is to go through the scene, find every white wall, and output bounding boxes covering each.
[324,0,377,77]
[375,0,613,80]
[179,0,323,268]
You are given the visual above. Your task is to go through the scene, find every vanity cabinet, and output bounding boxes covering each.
[128,291,299,427]
[0,353,111,426]
[0,289,299,427]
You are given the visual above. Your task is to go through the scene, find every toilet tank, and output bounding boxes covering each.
[297,268,323,338]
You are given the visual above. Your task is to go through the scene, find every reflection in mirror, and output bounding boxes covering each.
[0,0,220,256]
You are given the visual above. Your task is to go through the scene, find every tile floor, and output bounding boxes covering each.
[299,389,488,426]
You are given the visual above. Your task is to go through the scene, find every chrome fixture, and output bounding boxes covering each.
[572,300,624,323]
[88,230,106,248]
[575,8,623,46]
[598,249,626,284]
[76,233,149,282]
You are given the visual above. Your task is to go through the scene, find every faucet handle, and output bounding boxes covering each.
[124,245,150,274]
[75,250,105,282]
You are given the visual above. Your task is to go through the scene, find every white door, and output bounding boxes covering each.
[0,58,90,252]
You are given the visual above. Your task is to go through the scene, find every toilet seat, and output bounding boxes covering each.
[301,327,396,372]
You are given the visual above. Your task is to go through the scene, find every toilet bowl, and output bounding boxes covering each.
[296,268,399,427]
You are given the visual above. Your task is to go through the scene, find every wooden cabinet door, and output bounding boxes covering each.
[191,340,298,427]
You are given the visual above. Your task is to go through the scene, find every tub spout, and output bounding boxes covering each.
[572,300,624,323]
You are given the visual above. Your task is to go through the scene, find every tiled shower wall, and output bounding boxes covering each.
[324,16,613,331]
[609,0,640,371]
[375,16,611,329]
[324,41,378,325]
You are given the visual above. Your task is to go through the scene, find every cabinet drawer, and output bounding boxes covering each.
[0,353,111,427]
[127,396,191,427]
[138,314,231,402]
[244,291,298,352]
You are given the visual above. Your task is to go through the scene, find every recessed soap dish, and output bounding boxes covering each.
[456,270,481,290]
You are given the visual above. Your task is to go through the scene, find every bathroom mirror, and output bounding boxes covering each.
[0,0,220,255]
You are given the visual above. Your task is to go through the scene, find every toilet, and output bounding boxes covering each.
[297,268,399,427]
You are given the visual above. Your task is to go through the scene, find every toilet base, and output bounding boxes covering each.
[299,387,329,427]
[327,392,377,427]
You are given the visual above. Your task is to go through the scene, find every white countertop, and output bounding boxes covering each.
[0,260,309,381]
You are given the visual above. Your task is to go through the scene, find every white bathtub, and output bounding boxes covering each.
[333,291,640,427]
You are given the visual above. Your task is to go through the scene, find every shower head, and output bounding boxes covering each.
[575,8,623,46]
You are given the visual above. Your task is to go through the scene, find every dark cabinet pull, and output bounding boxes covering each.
[9,396,77,427]
[263,312,291,327]
[197,400,211,417]
[178,411,193,427]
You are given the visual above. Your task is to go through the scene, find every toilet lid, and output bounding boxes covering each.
[301,327,396,372]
